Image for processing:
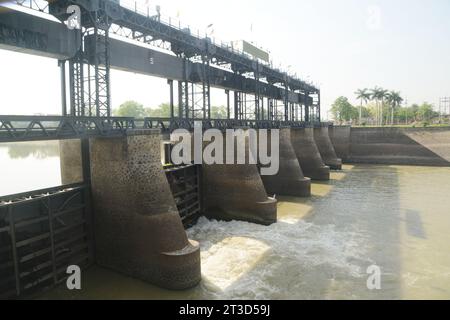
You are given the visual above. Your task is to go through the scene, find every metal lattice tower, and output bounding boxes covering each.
[61,4,112,117]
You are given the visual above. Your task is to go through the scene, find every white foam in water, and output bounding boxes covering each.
[187,216,369,299]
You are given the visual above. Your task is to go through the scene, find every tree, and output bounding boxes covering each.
[410,104,420,122]
[355,88,371,125]
[386,91,403,125]
[211,105,227,119]
[146,103,171,118]
[114,101,147,118]
[370,87,382,126]
[418,103,434,122]
[331,96,358,123]
[379,88,389,126]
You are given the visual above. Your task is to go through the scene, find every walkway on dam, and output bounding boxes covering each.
[39,164,450,300]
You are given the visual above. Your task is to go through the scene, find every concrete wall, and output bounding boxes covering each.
[291,127,330,180]
[89,130,201,290]
[329,126,351,162]
[314,126,342,170]
[335,126,450,166]
[260,128,311,197]
[200,130,277,226]
[59,139,83,185]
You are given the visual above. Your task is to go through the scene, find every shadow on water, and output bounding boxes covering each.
[404,210,427,240]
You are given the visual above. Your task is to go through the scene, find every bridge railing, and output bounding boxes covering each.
[0,115,324,142]
[0,115,137,142]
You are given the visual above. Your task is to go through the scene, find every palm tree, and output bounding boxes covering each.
[355,88,370,125]
[371,87,384,126]
[387,91,403,125]
[379,89,389,126]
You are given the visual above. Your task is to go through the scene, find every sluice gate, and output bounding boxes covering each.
[165,164,202,229]
[0,0,326,298]
[0,184,93,299]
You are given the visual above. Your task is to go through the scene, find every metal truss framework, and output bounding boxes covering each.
[10,0,321,123]
[0,115,330,143]
[67,7,111,118]
[45,0,319,121]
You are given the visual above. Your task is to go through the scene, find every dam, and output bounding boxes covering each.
[1,0,450,301]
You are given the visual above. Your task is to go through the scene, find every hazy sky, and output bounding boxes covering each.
[1,0,450,118]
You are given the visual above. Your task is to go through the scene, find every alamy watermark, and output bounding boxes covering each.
[66,5,81,30]
[66,265,81,290]
[171,122,280,176]
[366,265,381,290]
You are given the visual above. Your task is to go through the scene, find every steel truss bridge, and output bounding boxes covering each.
[0,0,322,142]
[0,0,326,298]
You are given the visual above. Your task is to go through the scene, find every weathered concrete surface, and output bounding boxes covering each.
[329,126,351,162]
[348,127,450,166]
[291,127,330,180]
[314,126,342,170]
[59,139,83,185]
[89,130,201,290]
[260,128,311,197]
[200,130,277,226]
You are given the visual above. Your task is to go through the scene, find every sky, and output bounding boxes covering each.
[1,0,450,119]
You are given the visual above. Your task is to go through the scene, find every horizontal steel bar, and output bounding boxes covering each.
[0,115,320,142]
[0,183,87,204]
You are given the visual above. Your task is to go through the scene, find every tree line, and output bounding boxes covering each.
[113,100,228,119]
[331,87,439,126]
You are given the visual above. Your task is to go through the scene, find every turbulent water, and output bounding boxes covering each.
[2,143,449,299]
[38,164,450,300]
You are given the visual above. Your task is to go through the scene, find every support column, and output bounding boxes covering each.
[314,125,342,170]
[202,130,277,225]
[225,89,230,119]
[291,127,330,180]
[168,79,174,119]
[260,128,311,197]
[59,139,83,185]
[59,60,67,116]
[328,125,351,162]
[90,130,201,290]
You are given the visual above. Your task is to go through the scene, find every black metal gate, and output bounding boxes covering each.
[165,165,202,228]
[0,184,94,299]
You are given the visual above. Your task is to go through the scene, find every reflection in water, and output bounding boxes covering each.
[40,165,450,300]
[5,141,60,159]
[0,141,61,196]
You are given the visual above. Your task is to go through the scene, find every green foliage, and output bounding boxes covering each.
[114,101,228,120]
[331,96,358,122]
[417,103,434,121]
[113,101,147,118]
[211,105,227,119]
[147,103,171,118]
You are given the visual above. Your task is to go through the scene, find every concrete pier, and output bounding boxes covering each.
[314,126,342,170]
[201,130,277,225]
[329,125,351,162]
[89,130,201,290]
[59,139,83,185]
[260,128,311,197]
[291,127,330,180]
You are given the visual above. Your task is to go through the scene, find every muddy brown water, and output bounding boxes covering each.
[36,164,450,300]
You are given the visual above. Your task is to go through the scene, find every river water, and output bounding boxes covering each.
[1,142,450,299]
